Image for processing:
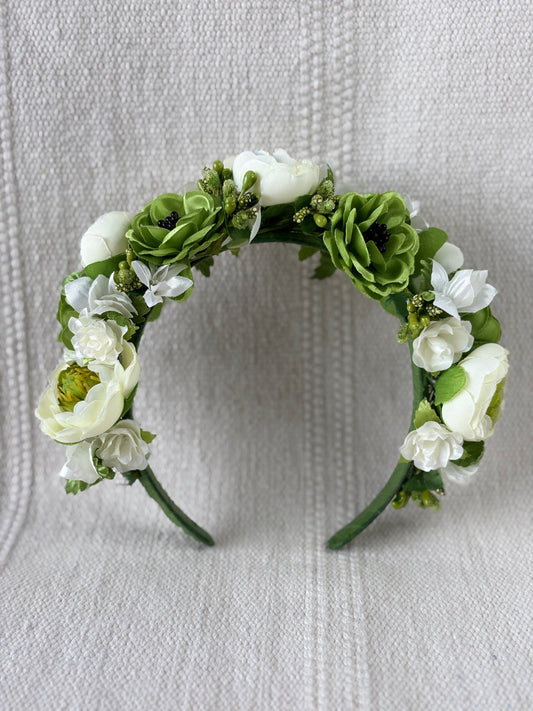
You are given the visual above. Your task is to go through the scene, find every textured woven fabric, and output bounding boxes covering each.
[1,1,532,709]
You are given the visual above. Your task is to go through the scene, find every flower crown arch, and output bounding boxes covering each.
[36,150,509,549]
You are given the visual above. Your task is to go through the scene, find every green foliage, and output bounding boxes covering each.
[140,429,157,444]
[312,252,336,280]
[121,385,137,418]
[65,479,95,494]
[103,312,138,340]
[413,399,441,428]
[454,440,484,467]
[299,245,319,261]
[462,307,501,347]
[413,228,448,274]
[194,256,214,277]
[402,469,443,492]
[83,255,124,280]
[380,292,410,320]
[146,302,164,322]
[434,365,466,405]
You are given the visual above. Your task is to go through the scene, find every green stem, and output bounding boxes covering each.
[251,229,328,253]
[136,465,215,547]
[327,341,428,550]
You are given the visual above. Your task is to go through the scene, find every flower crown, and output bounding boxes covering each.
[36,149,509,549]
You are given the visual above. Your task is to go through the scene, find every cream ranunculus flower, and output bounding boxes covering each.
[230,149,321,207]
[80,212,135,267]
[69,315,127,365]
[412,317,474,373]
[441,343,509,441]
[400,421,464,472]
[95,420,150,473]
[36,342,140,444]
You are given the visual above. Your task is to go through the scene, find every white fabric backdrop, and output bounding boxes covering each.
[1,1,532,709]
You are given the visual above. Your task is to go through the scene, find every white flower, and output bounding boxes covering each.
[80,212,135,267]
[95,420,150,473]
[59,440,100,484]
[65,274,137,319]
[440,461,479,485]
[431,261,497,319]
[433,242,464,274]
[131,260,193,308]
[36,342,140,444]
[400,421,464,472]
[412,317,474,372]
[403,195,429,232]
[69,315,127,365]
[230,149,321,207]
[441,343,509,441]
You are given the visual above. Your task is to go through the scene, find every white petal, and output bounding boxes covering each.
[131,260,152,287]
[59,441,100,484]
[143,289,163,308]
[431,260,450,292]
[64,277,92,312]
[433,243,464,274]
[249,206,262,241]
[163,275,193,298]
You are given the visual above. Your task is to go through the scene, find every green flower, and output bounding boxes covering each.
[126,191,223,265]
[323,192,419,299]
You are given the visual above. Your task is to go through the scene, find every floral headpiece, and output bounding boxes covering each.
[36,149,509,549]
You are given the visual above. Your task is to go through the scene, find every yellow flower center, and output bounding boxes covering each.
[57,364,101,412]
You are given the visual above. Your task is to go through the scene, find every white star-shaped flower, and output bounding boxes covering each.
[65,274,137,319]
[431,260,497,319]
[131,261,193,307]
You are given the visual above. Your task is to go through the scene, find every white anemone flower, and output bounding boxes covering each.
[131,261,193,307]
[431,261,497,320]
[65,274,137,319]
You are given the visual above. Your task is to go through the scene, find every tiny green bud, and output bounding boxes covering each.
[313,213,328,228]
[421,490,440,510]
[392,490,410,509]
[212,160,224,174]
[406,300,416,313]
[419,314,431,327]
[222,168,233,181]
[224,196,237,215]
[241,170,257,193]
[231,210,249,230]
[408,313,419,329]
[222,179,237,198]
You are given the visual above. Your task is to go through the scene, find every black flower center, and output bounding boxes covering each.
[158,211,179,230]
[364,222,390,254]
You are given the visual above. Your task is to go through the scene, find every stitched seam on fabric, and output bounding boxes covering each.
[0,1,33,569]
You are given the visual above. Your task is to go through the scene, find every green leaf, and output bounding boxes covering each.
[194,256,214,277]
[65,479,95,494]
[146,302,164,322]
[260,203,293,225]
[299,245,319,261]
[121,385,137,419]
[463,307,501,346]
[93,456,115,480]
[312,252,336,280]
[129,292,151,319]
[454,440,484,467]
[83,254,125,280]
[294,194,312,211]
[103,313,138,340]
[413,399,441,428]
[402,469,443,492]
[414,228,448,272]
[380,292,410,320]
[140,429,157,444]
[434,365,466,405]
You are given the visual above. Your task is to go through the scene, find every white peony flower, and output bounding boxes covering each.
[131,260,193,307]
[69,315,127,365]
[441,343,509,441]
[65,274,137,320]
[230,149,321,207]
[59,440,100,484]
[440,461,479,485]
[36,342,140,444]
[412,317,474,372]
[80,212,135,267]
[433,242,464,274]
[431,261,497,320]
[95,420,150,473]
[400,421,464,472]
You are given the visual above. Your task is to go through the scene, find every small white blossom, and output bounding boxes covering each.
[400,421,464,472]
[412,317,474,372]
[95,420,150,473]
[65,274,137,319]
[131,260,193,307]
[80,212,135,267]
[431,260,497,319]
[69,315,127,365]
[59,440,100,484]
[433,242,464,274]
[440,461,479,485]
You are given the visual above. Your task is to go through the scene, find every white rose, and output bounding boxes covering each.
[400,421,464,472]
[96,420,150,473]
[431,261,497,320]
[412,317,474,372]
[441,343,509,441]
[36,342,140,444]
[69,315,127,365]
[80,212,135,267]
[231,149,321,207]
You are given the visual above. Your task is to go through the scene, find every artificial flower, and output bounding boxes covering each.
[230,149,320,207]
[404,195,429,232]
[324,191,419,298]
[412,317,474,372]
[433,242,464,274]
[80,211,135,267]
[131,260,193,307]
[400,421,464,472]
[441,343,509,441]
[126,191,222,265]
[59,441,99,484]
[65,274,137,319]
[36,342,140,444]
[69,315,127,365]
[431,260,497,319]
[440,461,479,485]
[95,420,150,473]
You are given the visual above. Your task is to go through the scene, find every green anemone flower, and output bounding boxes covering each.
[126,191,223,265]
[323,191,419,299]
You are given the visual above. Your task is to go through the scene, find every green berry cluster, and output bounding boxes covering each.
[392,488,443,510]
[198,161,259,231]
[114,247,142,292]
[397,292,444,342]
[293,178,337,229]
